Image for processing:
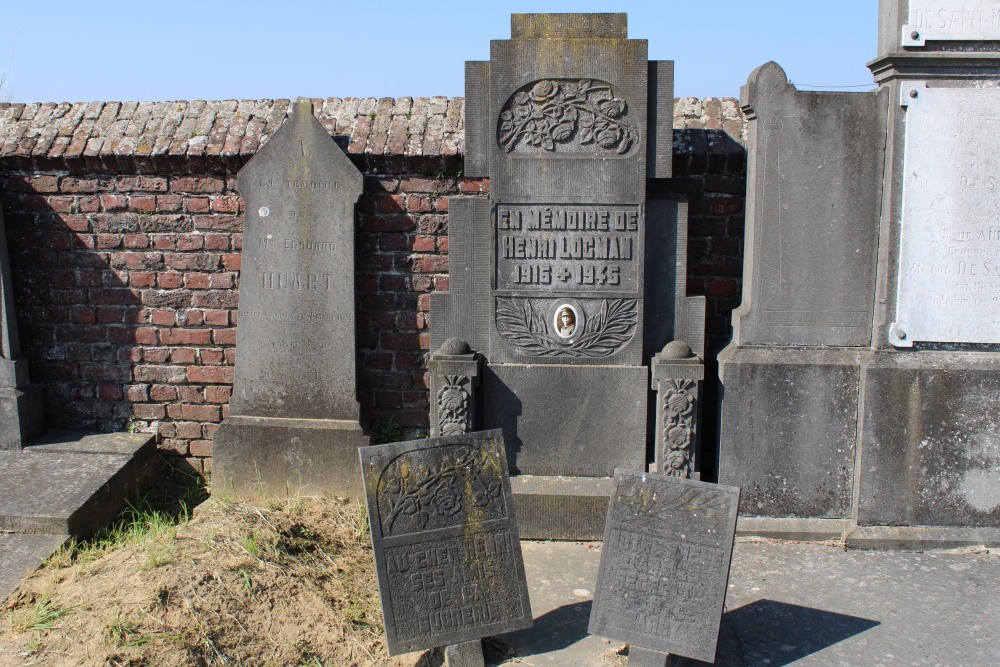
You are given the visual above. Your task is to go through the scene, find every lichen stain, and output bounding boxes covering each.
[960,468,1000,512]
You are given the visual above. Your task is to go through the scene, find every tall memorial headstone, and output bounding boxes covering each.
[213,100,369,499]
[431,13,705,538]
[359,430,532,662]
[589,470,739,664]
[720,0,1000,543]
[0,203,44,450]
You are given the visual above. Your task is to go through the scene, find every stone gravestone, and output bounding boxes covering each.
[431,13,705,539]
[359,429,532,662]
[717,62,885,520]
[212,100,369,499]
[589,470,740,665]
[0,202,44,450]
[719,0,1000,546]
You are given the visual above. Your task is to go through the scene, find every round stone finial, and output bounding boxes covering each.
[662,340,693,359]
[438,337,471,356]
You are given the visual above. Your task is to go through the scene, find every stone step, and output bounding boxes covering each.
[0,430,156,603]
[0,534,67,604]
[0,431,156,537]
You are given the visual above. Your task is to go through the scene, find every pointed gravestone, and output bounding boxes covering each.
[0,203,44,450]
[212,100,369,499]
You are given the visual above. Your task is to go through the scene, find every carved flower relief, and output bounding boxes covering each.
[437,376,470,436]
[497,79,639,155]
[663,381,695,419]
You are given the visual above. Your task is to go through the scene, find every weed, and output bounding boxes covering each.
[8,592,73,633]
[371,419,402,445]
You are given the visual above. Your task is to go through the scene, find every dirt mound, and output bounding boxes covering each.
[0,495,431,666]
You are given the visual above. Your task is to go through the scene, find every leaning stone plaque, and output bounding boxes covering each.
[360,429,533,656]
[892,84,1000,347]
[589,470,740,664]
[902,1,1000,47]
[212,99,369,498]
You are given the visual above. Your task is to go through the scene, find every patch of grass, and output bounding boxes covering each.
[8,592,73,633]
[46,457,208,567]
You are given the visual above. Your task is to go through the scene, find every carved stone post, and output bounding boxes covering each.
[428,338,480,438]
[651,341,704,479]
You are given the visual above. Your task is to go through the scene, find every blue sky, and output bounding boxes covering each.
[2,1,879,103]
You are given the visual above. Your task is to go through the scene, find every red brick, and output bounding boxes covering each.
[176,234,204,251]
[170,348,197,364]
[166,404,220,422]
[412,255,448,273]
[151,310,175,326]
[100,194,128,211]
[175,421,203,439]
[96,234,121,249]
[381,332,422,350]
[150,384,178,401]
[189,440,213,458]
[133,365,187,383]
[157,272,183,289]
[222,253,241,270]
[125,384,149,402]
[411,235,435,252]
[187,365,234,384]
[156,194,183,212]
[184,273,211,289]
[200,349,225,365]
[116,176,168,192]
[133,403,166,420]
[170,176,224,194]
[129,271,155,287]
[185,197,210,213]
[203,233,230,250]
[213,329,237,345]
[210,195,241,213]
[123,233,150,249]
[205,385,232,404]
[131,195,156,212]
[159,328,212,345]
[458,178,489,193]
[361,214,416,233]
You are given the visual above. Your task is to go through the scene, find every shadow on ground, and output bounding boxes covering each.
[702,599,880,666]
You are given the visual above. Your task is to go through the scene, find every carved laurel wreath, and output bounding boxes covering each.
[498,79,638,155]
[496,298,637,358]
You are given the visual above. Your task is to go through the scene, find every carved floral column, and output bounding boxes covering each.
[428,338,481,438]
[651,340,704,479]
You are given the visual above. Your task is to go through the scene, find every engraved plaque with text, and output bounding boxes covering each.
[903,1,1000,46]
[231,102,363,418]
[894,84,1000,346]
[360,430,532,655]
[589,470,739,663]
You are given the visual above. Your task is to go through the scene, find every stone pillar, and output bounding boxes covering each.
[428,338,480,438]
[0,203,44,450]
[651,341,704,479]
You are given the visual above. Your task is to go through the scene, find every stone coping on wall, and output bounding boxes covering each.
[0,97,745,175]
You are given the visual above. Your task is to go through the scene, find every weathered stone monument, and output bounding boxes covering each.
[213,100,369,498]
[720,0,1000,546]
[359,429,532,664]
[430,13,705,539]
[0,203,44,450]
[589,470,739,665]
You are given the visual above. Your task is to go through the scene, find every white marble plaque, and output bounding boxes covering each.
[893,83,1000,347]
[903,1,1000,46]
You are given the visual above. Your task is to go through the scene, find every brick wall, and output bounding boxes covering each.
[0,97,745,474]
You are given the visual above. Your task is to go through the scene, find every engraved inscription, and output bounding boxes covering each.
[260,272,333,290]
[896,86,1000,344]
[255,177,342,189]
[497,79,639,156]
[904,1,1000,45]
[258,237,338,252]
[385,530,522,644]
[496,205,641,292]
[589,473,739,662]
